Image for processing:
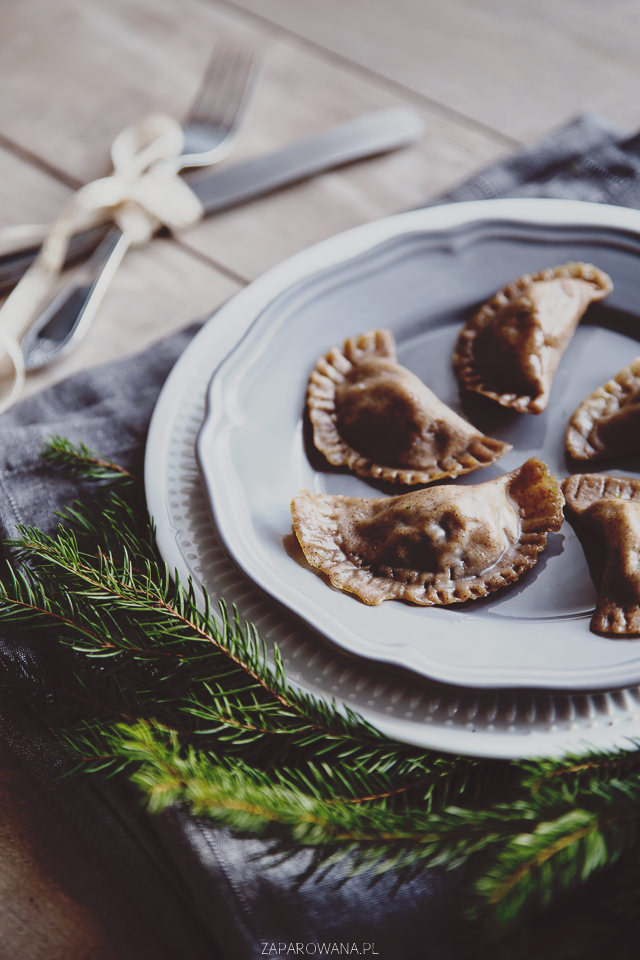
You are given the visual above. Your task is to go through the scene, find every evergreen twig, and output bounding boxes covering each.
[0,438,638,939]
[42,436,134,482]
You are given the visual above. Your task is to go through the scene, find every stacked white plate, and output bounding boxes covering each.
[146,198,640,759]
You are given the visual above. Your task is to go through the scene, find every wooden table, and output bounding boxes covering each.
[0,1,637,956]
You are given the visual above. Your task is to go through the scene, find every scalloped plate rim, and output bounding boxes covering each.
[195,199,640,691]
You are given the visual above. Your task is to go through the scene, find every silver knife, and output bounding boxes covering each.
[189,106,423,212]
[16,107,423,370]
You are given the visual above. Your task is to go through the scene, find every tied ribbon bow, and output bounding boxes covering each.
[0,113,204,412]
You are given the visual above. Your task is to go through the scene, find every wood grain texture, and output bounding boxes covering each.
[0,0,507,285]
[0,765,108,960]
[0,0,505,181]
[0,148,70,226]
[228,0,640,141]
[176,38,508,279]
[0,737,212,960]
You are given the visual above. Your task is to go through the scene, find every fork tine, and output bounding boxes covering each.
[206,48,253,131]
[186,45,233,121]
[222,54,256,132]
[205,49,244,124]
[187,44,255,134]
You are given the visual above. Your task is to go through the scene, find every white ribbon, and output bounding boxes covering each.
[0,113,204,413]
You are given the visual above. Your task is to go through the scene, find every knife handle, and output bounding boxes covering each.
[0,225,110,296]
[20,228,129,371]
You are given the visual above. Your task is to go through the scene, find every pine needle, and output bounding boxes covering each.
[0,436,638,939]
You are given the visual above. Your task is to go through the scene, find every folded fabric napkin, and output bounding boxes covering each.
[2,112,640,960]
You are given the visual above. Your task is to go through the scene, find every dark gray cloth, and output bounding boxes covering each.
[1,113,640,960]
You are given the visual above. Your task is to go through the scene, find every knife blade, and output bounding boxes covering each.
[1,107,423,298]
[190,106,423,212]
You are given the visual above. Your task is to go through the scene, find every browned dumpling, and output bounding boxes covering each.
[454,263,613,415]
[307,329,510,485]
[563,473,640,636]
[291,458,564,606]
[566,357,640,461]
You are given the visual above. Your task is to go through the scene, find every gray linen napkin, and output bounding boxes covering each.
[1,113,640,960]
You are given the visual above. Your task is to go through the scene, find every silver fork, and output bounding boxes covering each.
[21,43,256,371]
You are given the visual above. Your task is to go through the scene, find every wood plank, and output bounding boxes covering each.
[227,0,640,142]
[0,0,509,283]
[0,0,505,180]
[0,147,70,227]
[0,738,211,959]
[0,0,238,184]
[176,38,508,280]
[0,752,109,960]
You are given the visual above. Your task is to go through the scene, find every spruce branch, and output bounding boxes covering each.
[42,436,134,482]
[520,746,640,806]
[85,720,532,871]
[1,436,640,939]
[1,499,487,806]
[474,805,640,927]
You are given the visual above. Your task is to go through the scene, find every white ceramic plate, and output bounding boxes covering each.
[147,199,640,757]
[198,199,640,692]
